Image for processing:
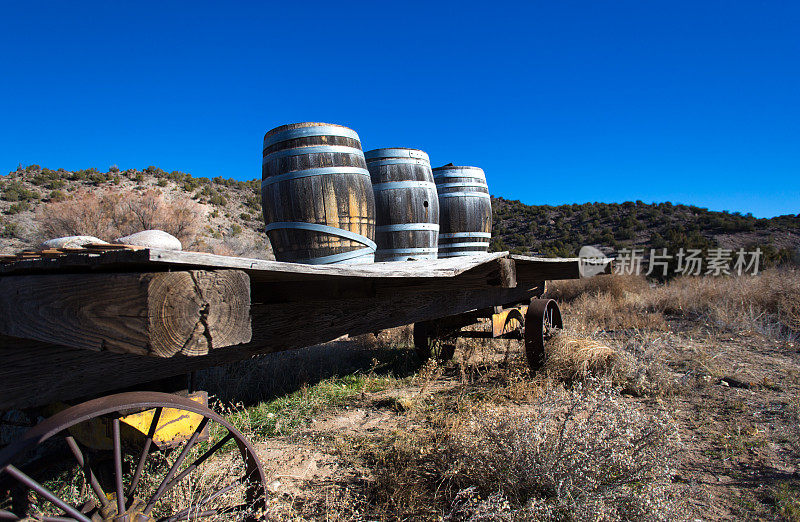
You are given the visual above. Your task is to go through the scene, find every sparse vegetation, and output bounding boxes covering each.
[1,165,797,268]
[1,164,799,520]
[38,189,204,246]
[491,196,799,265]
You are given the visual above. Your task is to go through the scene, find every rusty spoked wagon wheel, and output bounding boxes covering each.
[0,391,267,522]
[413,321,456,362]
[524,299,563,372]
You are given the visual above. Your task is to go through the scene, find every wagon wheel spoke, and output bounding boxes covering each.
[128,406,163,499]
[111,417,127,516]
[0,391,267,521]
[63,435,108,509]
[163,432,234,493]
[143,418,209,515]
[1,464,91,522]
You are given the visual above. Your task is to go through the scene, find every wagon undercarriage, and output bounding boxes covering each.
[0,248,609,519]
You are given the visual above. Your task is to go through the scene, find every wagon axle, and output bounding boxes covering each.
[413,298,564,369]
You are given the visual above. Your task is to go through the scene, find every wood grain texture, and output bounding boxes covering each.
[0,249,587,284]
[509,255,587,280]
[0,281,544,409]
[261,122,376,263]
[366,148,439,261]
[432,165,492,257]
[0,270,251,357]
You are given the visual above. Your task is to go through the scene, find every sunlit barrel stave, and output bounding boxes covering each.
[366,148,439,261]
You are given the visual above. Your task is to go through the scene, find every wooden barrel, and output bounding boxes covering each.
[432,164,492,257]
[261,122,376,264]
[365,148,439,261]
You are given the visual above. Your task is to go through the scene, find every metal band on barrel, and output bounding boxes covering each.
[433,168,485,179]
[261,167,370,188]
[438,242,491,248]
[264,222,377,251]
[379,255,437,261]
[372,180,437,192]
[438,250,488,255]
[263,126,360,149]
[378,247,438,254]
[365,148,430,162]
[434,182,488,190]
[294,248,375,265]
[438,232,491,239]
[438,191,491,198]
[365,158,431,168]
[376,223,439,233]
[263,145,364,162]
[377,249,438,261]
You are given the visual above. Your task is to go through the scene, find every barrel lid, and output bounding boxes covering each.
[365,148,430,163]
[263,122,361,149]
[432,165,486,179]
[432,164,483,171]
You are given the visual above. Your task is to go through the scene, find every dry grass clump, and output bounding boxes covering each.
[442,380,684,520]
[550,270,800,341]
[359,380,686,521]
[547,274,650,303]
[539,330,677,397]
[542,333,619,381]
[37,189,204,246]
[549,276,667,332]
[643,269,800,340]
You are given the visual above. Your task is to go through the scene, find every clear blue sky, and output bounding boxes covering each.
[1,1,798,218]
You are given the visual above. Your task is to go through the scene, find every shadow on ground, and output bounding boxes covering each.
[196,335,423,406]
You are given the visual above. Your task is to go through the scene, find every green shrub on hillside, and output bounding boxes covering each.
[2,181,40,202]
[7,201,30,214]
[48,190,67,202]
[1,222,20,238]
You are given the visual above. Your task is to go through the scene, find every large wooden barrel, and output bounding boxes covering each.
[432,164,492,257]
[365,148,439,261]
[261,122,376,264]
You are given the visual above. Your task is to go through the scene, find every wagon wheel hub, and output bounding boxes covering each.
[98,496,154,522]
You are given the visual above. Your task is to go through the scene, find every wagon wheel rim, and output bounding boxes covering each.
[524,299,563,372]
[413,322,456,362]
[0,391,267,521]
[501,309,525,338]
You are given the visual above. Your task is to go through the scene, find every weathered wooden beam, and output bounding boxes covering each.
[511,255,582,281]
[0,270,251,357]
[0,282,543,409]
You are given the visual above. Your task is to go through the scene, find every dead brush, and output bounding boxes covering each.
[542,332,618,382]
[643,269,800,341]
[547,274,650,302]
[552,286,668,334]
[351,380,687,521]
[538,329,676,396]
[440,379,686,521]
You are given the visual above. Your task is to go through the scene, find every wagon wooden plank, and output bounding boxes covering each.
[0,281,543,409]
[0,270,251,357]
[0,248,509,278]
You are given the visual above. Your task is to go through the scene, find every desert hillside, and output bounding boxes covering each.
[2,164,798,267]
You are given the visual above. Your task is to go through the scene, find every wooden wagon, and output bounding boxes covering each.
[0,248,604,520]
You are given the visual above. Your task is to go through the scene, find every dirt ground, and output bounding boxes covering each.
[5,274,799,520]
[194,295,799,520]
